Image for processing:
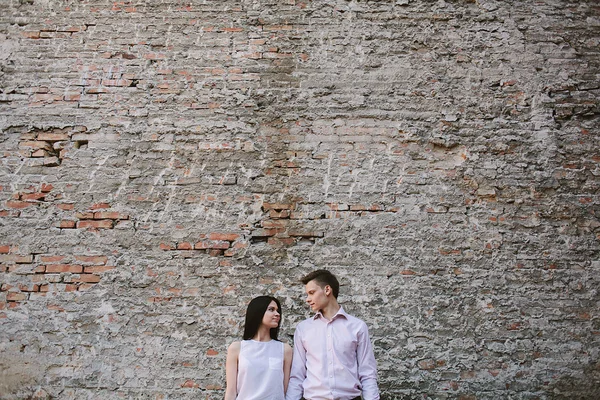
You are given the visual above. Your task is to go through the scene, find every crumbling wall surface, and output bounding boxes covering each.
[1,0,599,399]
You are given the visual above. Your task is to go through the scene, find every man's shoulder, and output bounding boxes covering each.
[297,315,316,327]
[339,310,370,332]
[294,314,321,333]
[340,309,367,324]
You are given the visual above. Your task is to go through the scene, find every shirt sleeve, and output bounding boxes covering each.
[356,323,380,400]
[285,324,306,400]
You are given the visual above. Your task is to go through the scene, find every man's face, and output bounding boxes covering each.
[305,279,330,312]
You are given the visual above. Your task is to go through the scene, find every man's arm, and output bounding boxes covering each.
[283,343,293,394]
[285,326,306,400]
[356,323,379,400]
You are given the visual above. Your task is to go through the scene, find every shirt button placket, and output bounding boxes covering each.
[327,321,334,387]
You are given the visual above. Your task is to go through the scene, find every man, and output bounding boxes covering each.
[286,269,380,400]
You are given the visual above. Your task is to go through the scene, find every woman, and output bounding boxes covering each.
[225,296,293,400]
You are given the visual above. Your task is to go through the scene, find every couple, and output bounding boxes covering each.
[225,269,380,400]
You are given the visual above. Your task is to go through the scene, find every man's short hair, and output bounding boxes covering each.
[301,269,340,298]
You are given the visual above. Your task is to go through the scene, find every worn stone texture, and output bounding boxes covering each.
[1,0,599,399]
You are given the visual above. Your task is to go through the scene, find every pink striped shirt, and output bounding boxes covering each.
[286,307,379,400]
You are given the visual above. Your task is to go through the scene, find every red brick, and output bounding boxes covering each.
[177,242,193,250]
[18,284,40,292]
[223,248,238,257]
[20,192,46,201]
[41,183,54,192]
[22,31,40,39]
[0,254,34,263]
[460,370,476,380]
[76,212,94,219]
[349,204,366,211]
[90,202,110,210]
[269,209,291,219]
[5,201,36,209]
[167,288,183,296]
[37,132,70,141]
[94,211,129,220]
[0,245,9,254]
[75,255,108,265]
[40,255,65,263]
[181,380,199,388]
[418,359,436,370]
[507,322,522,331]
[78,283,95,291]
[194,240,229,250]
[59,220,77,229]
[143,53,166,60]
[77,220,113,229]
[86,87,110,94]
[160,243,174,251]
[210,240,230,249]
[426,206,449,213]
[72,274,101,283]
[251,228,278,237]
[100,79,133,87]
[439,248,461,256]
[65,284,79,292]
[208,249,224,257]
[31,149,47,157]
[261,220,286,229]
[64,93,81,101]
[267,237,296,247]
[19,140,51,150]
[45,264,83,273]
[57,203,75,210]
[84,266,115,273]
[208,233,240,241]
[263,202,294,210]
[7,292,28,302]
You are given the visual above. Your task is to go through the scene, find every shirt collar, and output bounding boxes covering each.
[313,306,348,321]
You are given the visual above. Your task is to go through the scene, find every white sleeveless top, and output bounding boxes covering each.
[237,339,285,400]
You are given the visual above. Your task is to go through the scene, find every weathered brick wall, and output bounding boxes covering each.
[1,0,599,399]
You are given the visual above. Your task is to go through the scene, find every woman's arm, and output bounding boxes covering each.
[224,341,240,400]
[283,342,293,394]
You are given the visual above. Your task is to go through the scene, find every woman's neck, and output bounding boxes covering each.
[252,325,273,342]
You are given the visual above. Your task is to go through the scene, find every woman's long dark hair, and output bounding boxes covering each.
[242,296,281,340]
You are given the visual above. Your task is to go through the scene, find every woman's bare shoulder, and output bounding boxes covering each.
[227,341,241,355]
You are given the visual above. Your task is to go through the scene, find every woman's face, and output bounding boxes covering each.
[261,300,280,329]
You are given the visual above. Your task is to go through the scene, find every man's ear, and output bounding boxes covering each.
[325,285,331,296]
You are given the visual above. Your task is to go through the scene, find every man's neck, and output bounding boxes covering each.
[320,300,341,321]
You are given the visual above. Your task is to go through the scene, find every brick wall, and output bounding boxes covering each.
[1,0,599,399]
